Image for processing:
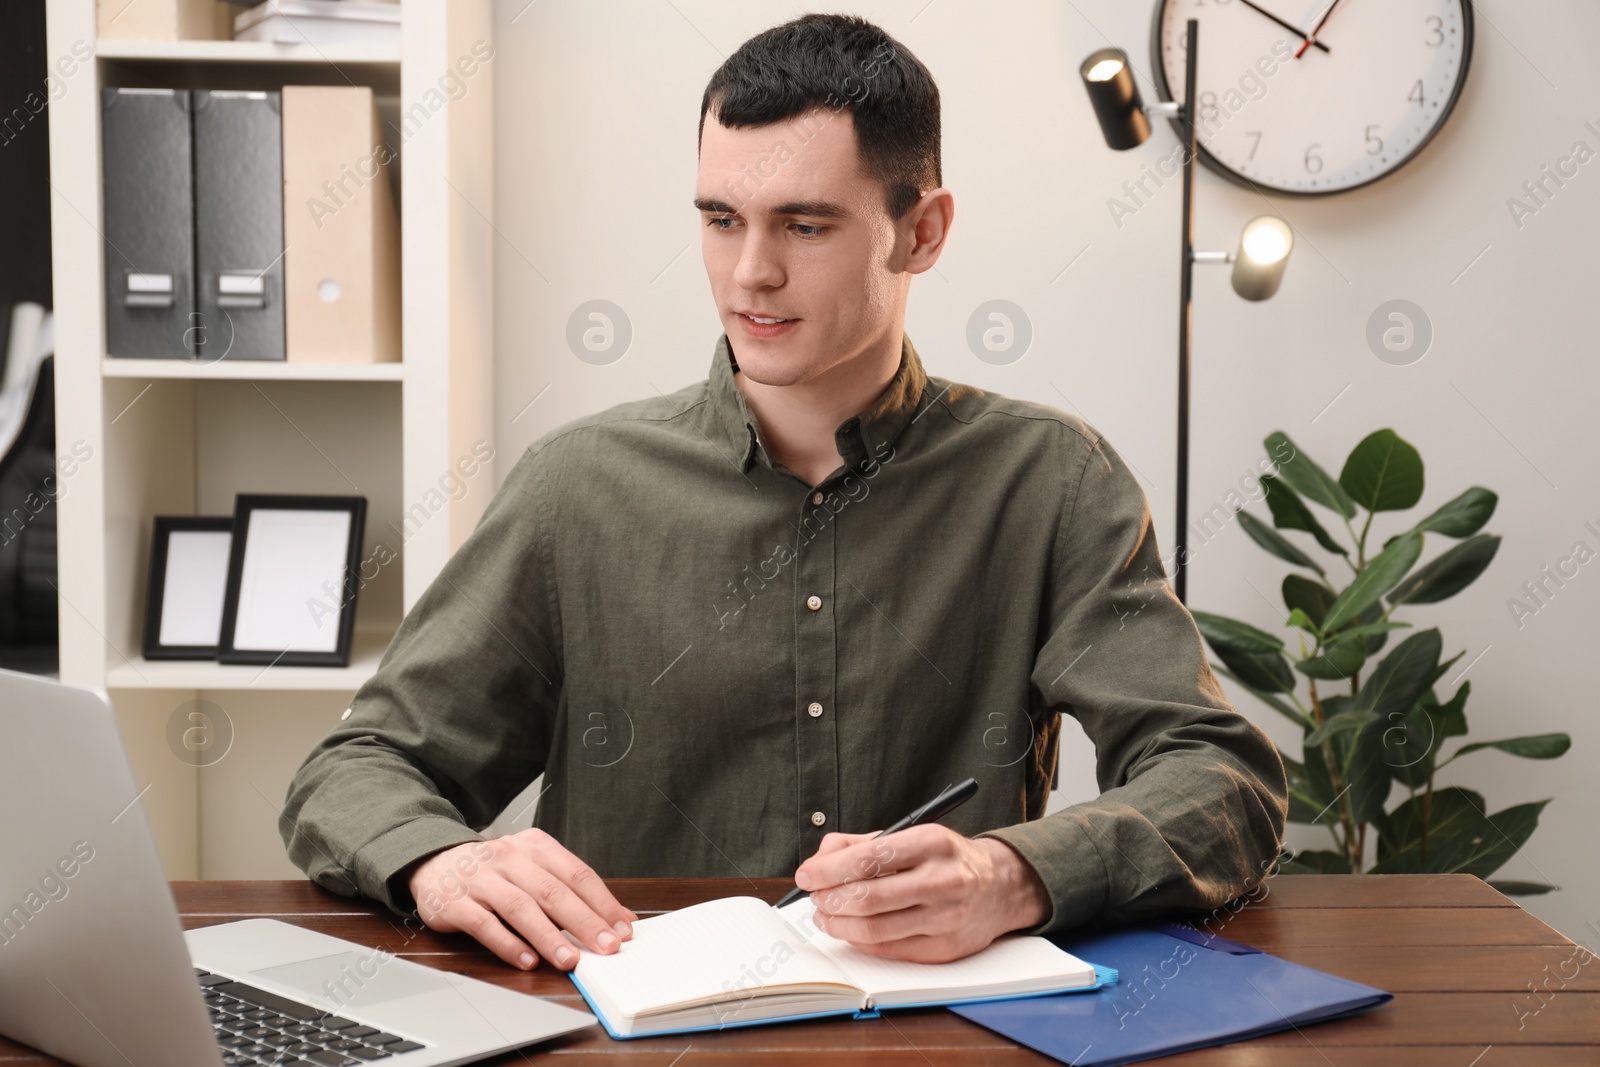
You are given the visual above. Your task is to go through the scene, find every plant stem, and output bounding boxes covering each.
[1343,514,1364,568]
[1308,679,1359,870]
[1423,753,1437,863]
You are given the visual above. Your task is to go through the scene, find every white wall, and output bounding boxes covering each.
[485,0,1599,941]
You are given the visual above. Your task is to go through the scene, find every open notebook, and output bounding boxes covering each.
[568,895,1116,1039]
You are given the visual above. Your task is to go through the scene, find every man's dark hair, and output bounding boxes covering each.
[698,13,941,220]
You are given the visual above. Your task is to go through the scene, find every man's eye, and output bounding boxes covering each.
[706,215,737,231]
[792,223,827,237]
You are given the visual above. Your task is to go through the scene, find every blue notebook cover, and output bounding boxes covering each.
[571,962,1120,1040]
[951,922,1393,1066]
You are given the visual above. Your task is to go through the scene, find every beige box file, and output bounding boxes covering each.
[97,0,232,40]
[281,85,402,364]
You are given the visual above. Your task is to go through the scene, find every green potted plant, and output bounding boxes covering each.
[1193,429,1570,894]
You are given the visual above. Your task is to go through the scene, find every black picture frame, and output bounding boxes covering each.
[142,516,235,660]
[217,494,367,667]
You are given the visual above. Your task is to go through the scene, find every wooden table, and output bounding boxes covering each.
[3,875,1596,1065]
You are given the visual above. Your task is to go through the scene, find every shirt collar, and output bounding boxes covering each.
[706,332,931,477]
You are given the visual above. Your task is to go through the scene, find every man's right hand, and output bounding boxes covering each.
[406,828,637,972]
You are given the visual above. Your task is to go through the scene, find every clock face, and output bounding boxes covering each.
[1152,0,1473,195]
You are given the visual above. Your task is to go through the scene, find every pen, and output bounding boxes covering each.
[774,777,980,909]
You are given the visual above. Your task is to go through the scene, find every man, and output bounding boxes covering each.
[281,13,1286,974]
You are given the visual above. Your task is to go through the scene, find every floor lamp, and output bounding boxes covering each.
[1079,19,1294,605]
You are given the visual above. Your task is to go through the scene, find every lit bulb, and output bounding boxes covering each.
[1085,58,1124,82]
[1230,215,1294,301]
[1241,220,1291,264]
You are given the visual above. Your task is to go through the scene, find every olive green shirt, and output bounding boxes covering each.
[281,333,1287,934]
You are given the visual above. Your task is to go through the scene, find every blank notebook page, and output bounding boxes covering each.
[776,897,1094,1000]
[573,896,848,1018]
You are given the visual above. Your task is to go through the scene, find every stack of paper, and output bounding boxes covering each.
[233,1,400,48]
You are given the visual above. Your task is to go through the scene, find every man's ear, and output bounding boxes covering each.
[897,187,955,276]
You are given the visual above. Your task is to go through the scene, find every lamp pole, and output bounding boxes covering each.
[1080,19,1291,604]
[1174,17,1198,605]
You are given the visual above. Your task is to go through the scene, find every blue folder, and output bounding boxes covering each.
[952,922,1393,1066]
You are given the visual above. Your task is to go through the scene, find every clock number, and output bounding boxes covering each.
[1304,143,1323,174]
[1365,125,1383,155]
[1409,79,1426,107]
[1245,130,1262,161]
[1424,15,1444,47]
[1198,90,1220,125]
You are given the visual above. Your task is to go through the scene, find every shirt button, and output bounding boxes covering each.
[811,491,824,505]
[806,595,822,611]
[810,811,827,827]
[807,702,824,718]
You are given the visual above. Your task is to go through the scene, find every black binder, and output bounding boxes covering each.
[100,88,197,360]
[192,89,286,362]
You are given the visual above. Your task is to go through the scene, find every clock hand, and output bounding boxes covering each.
[1294,0,1343,58]
[1236,0,1331,54]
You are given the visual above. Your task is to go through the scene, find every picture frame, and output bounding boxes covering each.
[217,494,367,667]
[142,516,235,660]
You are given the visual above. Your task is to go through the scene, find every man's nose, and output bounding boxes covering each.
[732,226,785,290]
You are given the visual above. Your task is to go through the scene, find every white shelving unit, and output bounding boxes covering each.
[46,0,495,880]
[102,358,406,381]
[93,38,403,65]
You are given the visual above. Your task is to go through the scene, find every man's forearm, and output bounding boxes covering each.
[979,712,1286,935]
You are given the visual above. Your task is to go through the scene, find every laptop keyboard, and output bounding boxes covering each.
[197,969,426,1065]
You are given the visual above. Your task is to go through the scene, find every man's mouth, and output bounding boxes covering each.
[738,312,794,325]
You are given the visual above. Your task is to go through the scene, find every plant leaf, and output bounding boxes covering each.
[1282,751,1334,823]
[1340,429,1425,512]
[1212,645,1296,694]
[1306,707,1377,747]
[1282,575,1334,627]
[1354,628,1443,718]
[1487,880,1559,896]
[1296,636,1367,680]
[1190,610,1285,654]
[1353,601,1393,656]
[1263,475,1348,555]
[1428,680,1472,740]
[1331,620,1413,644]
[1412,486,1498,538]
[1285,608,1322,637]
[1382,697,1439,789]
[1381,680,1468,789]
[1321,531,1424,633]
[1376,786,1486,866]
[1239,511,1325,575]
[1452,733,1572,760]
[1421,649,1465,695]
[1373,792,1549,879]
[1388,534,1501,605]
[1209,663,1311,728]
[1265,432,1358,519]
[1344,716,1395,825]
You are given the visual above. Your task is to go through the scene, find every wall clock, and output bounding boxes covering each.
[1151,0,1474,195]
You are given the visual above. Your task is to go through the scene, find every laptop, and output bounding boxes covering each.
[0,668,596,1067]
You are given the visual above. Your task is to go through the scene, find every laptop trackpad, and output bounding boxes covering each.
[251,949,451,1009]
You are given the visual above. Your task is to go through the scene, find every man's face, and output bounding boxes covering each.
[695,109,908,387]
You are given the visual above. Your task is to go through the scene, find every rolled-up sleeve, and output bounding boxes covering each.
[981,427,1287,935]
[279,444,563,917]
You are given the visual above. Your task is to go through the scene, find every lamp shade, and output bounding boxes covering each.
[1079,48,1151,151]
[1231,215,1294,300]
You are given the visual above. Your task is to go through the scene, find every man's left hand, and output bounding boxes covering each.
[791,825,1051,963]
